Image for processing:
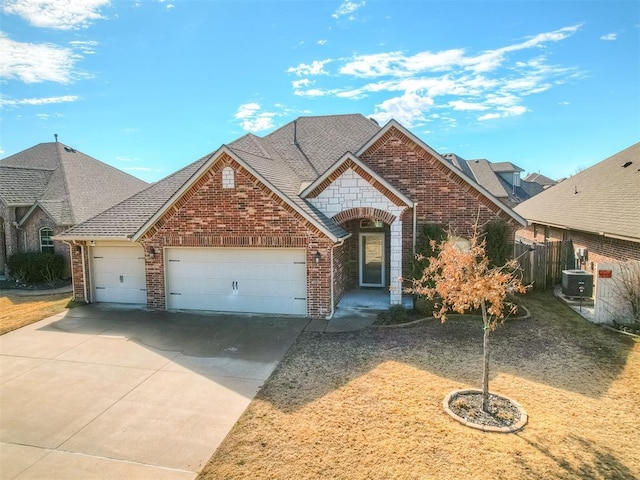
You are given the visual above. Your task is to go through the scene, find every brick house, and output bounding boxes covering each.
[58,115,526,318]
[514,142,640,270]
[0,142,148,277]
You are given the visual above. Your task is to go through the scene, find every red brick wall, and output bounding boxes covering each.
[141,154,333,318]
[359,127,520,278]
[70,242,90,302]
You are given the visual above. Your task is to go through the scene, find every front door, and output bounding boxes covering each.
[359,233,385,287]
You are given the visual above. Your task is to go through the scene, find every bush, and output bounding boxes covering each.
[7,252,65,285]
[482,220,510,267]
[412,224,447,281]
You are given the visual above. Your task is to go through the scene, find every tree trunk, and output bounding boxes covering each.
[481,299,490,412]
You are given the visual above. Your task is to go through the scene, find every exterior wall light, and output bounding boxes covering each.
[314,250,321,264]
[149,247,156,259]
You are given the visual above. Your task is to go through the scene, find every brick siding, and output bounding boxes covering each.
[359,126,520,278]
[140,155,333,318]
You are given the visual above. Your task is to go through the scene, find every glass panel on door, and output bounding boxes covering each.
[360,233,384,286]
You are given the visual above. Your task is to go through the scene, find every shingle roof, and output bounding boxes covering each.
[514,142,640,241]
[59,114,524,241]
[1,142,148,225]
[489,161,524,173]
[0,166,54,205]
[60,155,209,238]
[466,159,510,199]
[523,172,557,186]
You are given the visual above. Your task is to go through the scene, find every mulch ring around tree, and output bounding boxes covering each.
[443,389,528,433]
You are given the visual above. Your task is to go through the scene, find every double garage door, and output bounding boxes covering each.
[166,248,307,315]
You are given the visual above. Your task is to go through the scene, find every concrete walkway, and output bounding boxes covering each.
[0,305,307,479]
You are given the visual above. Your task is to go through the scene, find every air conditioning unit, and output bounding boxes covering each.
[561,269,593,297]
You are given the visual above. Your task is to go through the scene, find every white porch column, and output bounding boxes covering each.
[389,217,403,305]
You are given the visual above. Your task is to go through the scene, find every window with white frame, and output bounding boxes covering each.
[40,227,54,254]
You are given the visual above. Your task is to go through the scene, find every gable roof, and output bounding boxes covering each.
[59,114,527,241]
[0,142,148,225]
[514,142,640,242]
[523,172,557,186]
[442,153,545,206]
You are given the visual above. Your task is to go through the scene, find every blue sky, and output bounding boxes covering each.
[1,0,638,183]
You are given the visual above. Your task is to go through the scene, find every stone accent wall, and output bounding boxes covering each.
[141,154,333,318]
[308,167,407,304]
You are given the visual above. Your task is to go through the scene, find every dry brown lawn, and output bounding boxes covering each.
[0,292,72,335]
[200,291,640,480]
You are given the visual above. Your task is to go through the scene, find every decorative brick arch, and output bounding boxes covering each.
[332,207,397,226]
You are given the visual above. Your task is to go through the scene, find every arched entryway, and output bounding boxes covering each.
[332,207,404,306]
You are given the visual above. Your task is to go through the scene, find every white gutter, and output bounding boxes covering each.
[325,239,346,320]
[412,202,418,257]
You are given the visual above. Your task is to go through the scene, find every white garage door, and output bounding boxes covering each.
[92,246,147,304]
[166,248,307,315]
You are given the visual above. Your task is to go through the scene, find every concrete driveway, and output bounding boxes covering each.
[0,305,307,479]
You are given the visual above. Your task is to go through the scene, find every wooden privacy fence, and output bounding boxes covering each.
[513,240,576,290]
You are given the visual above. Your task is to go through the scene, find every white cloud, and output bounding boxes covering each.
[0,33,91,83]
[68,40,98,55]
[332,1,365,19]
[166,3,174,10]
[234,103,282,132]
[478,105,527,121]
[289,24,582,127]
[317,39,327,46]
[0,147,4,155]
[1,0,110,30]
[600,33,617,41]
[477,112,502,121]
[292,78,311,89]
[372,92,434,126]
[287,59,331,76]
[35,112,63,120]
[0,94,80,106]
[448,100,489,111]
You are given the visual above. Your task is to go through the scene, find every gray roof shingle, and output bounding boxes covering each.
[1,142,148,225]
[0,166,54,205]
[59,114,521,241]
[515,142,640,241]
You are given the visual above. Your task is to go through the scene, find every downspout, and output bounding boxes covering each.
[73,240,89,303]
[325,239,346,320]
[12,222,26,252]
[412,202,418,257]
[62,241,76,301]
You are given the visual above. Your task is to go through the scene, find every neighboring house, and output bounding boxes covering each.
[58,114,526,318]
[514,142,640,269]
[523,172,557,188]
[443,154,545,207]
[0,142,148,277]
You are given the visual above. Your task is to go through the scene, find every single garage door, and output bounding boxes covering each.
[92,246,147,304]
[166,248,307,315]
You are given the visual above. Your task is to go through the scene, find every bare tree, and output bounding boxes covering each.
[407,226,527,412]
